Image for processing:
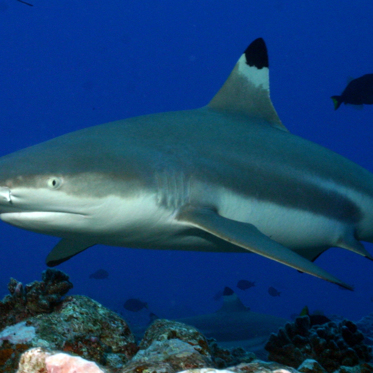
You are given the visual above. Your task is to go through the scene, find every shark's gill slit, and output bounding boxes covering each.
[0,38,372,290]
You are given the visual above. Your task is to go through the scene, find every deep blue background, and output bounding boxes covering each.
[1,0,373,328]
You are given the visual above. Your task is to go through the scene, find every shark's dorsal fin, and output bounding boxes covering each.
[208,38,288,132]
[217,287,250,313]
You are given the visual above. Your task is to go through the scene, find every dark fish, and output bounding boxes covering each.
[298,305,330,326]
[310,314,330,326]
[331,74,373,110]
[89,269,109,279]
[237,279,255,290]
[268,286,280,297]
[123,298,148,312]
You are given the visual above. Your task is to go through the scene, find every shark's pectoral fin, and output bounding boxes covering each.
[46,238,96,267]
[336,231,373,260]
[177,205,353,290]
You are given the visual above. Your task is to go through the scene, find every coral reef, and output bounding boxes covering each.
[45,352,106,373]
[15,347,300,373]
[139,319,211,356]
[0,321,36,346]
[179,370,236,373]
[7,313,373,373]
[207,338,255,368]
[16,347,52,373]
[2,270,373,373]
[356,313,373,345]
[0,269,73,330]
[119,319,214,373]
[123,339,213,373]
[17,348,109,373]
[265,315,372,372]
[0,295,137,371]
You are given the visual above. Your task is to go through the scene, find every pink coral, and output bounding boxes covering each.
[0,321,35,345]
[45,353,105,373]
[17,347,52,373]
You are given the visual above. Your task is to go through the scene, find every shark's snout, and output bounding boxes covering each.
[0,37,372,291]
[0,186,11,203]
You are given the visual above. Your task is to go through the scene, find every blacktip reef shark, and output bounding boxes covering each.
[132,287,288,356]
[0,38,373,290]
[172,287,287,342]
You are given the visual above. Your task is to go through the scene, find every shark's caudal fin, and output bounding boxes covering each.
[208,38,288,132]
[176,206,353,290]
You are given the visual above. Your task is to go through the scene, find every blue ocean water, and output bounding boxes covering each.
[1,0,373,330]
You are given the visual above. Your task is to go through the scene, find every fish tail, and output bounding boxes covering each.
[331,96,343,110]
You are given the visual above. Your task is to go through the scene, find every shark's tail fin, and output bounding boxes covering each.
[331,95,343,110]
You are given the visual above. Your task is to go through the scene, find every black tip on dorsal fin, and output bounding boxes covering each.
[223,286,234,296]
[244,38,268,69]
[207,38,287,132]
[216,286,249,313]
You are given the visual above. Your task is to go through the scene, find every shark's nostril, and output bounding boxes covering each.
[0,187,12,203]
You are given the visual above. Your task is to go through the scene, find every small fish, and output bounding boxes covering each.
[89,269,109,280]
[237,279,255,290]
[331,74,373,110]
[299,305,330,326]
[268,286,280,297]
[123,298,148,312]
[310,314,330,326]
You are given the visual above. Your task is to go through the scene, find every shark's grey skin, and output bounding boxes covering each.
[171,288,287,342]
[131,287,288,356]
[0,38,372,289]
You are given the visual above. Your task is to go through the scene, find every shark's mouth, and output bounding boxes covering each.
[0,211,88,233]
[0,186,87,216]
[0,184,87,230]
[0,186,12,204]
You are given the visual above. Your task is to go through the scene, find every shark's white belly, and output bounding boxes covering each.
[1,179,373,255]
[195,180,373,252]
[218,193,343,249]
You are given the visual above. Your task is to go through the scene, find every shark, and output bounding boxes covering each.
[0,38,373,289]
[168,287,288,343]
[132,287,288,357]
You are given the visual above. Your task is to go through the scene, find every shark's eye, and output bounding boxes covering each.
[47,177,63,189]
